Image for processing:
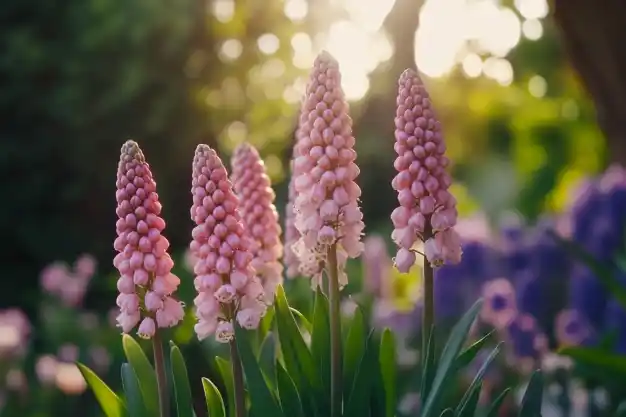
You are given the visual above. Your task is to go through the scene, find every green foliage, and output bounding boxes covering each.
[170,343,194,417]
[518,371,544,417]
[202,377,226,417]
[121,335,158,417]
[215,356,236,417]
[121,363,148,417]
[78,363,127,417]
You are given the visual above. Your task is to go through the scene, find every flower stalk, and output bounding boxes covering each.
[326,243,342,417]
[229,334,246,417]
[152,331,169,417]
[421,222,434,357]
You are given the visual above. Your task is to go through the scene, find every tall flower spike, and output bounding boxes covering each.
[391,69,462,271]
[190,144,266,342]
[113,140,184,338]
[292,51,365,288]
[231,143,283,301]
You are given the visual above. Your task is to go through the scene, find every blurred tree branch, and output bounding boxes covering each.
[553,0,626,164]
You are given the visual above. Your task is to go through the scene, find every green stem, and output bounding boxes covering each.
[229,339,247,417]
[327,243,342,417]
[422,222,434,361]
[153,331,170,417]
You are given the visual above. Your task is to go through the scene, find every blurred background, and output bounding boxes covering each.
[3,0,626,415]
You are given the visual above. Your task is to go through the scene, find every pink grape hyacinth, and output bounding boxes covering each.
[391,69,462,272]
[284,156,302,278]
[190,144,266,342]
[291,51,365,288]
[113,140,184,338]
[231,143,283,300]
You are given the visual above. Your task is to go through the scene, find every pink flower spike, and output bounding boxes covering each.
[113,140,184,337]
[190,144,266,342]
[292,51,365,288]
[231,143,283,302]
[391,69,462,269]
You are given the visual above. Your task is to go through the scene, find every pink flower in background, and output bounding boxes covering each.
[291,51,364,288]
[391,69,461,271]
[0,309,30,359]
[58,344,79,363]
[555,309,595,347]
[362,235,392,298]
[39,254,97,307]
[190,144,266,342]
[35,355,58,386]
[231,143,284,301]
[113,140,184,337]
[480,278,517,329]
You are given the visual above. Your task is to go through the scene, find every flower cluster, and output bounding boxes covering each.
[291,51,364,288]
[390,69,461,272]
[190,144,266,342]
[40,254,96,307]
[231,143,283,300]
[0,308,30,358]
[113,140,184,338]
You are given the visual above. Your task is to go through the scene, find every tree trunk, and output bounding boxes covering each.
[552,0,626,164]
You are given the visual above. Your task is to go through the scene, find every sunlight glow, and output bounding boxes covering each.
[219,39,243,61]
[319,20,392,100]
[337,0,395,32]
[483,57,514,86]
[211,0,235,23]
[528,75,547,98]
[522,19,543,40]
[462,53,482,78]
[258,33,280,55]
[284,0,308,21]
[515,0,549,20]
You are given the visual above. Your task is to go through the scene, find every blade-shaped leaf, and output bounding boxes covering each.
[122,335,159,417]
[274,285,319,416]
[421,325,436,402]
[310,288,331,399]
[78,363,127,417]
[276,363,305,417]
[456,381,482,417]
[202,377,226,417]
[121,363,148,417]
[344,331,377,417]
[454,331,494,371]
[215,357,235,417]
[379,328,396,417]
[456,344,501,415]
[559,346,626,374]
[485,388,511,417]
[550,231,626,309]
[439,408,454,417]
[343,306,366,406]
[421,299,483,417]
[259,332,277,389]
[170,343,194,417]
[234,323,283,417]
[290,307,312,333]
[518,371,543,417]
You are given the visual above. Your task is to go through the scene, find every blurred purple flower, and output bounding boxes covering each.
[480,278,517,329]
[555,309,595,347]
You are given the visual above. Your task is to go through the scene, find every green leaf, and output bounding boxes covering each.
[310,288,331,399]
[276,363,305,417]
[121,363,148,417]
[559,346,626,374]
[456,344,501,416]
[343,306,366,406]
[78,363,127,417]
[170,343,194,417]
[290,307,312,333]
[122,335,159,417]
[344,331,377,417]
[456,381,482,417]
[550,231,626,309]
[421,325,436,402]
[421,299,483,417]
[439,408,454,417]
[485,388,511,417]
[202,377,226,417]
[259,332,277,389]
[454,331,494,371]
[274,285,319,415]
[379,329,396,417]
[234,323,283,417]
[518,371,543,417]
[215,357,235,417]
